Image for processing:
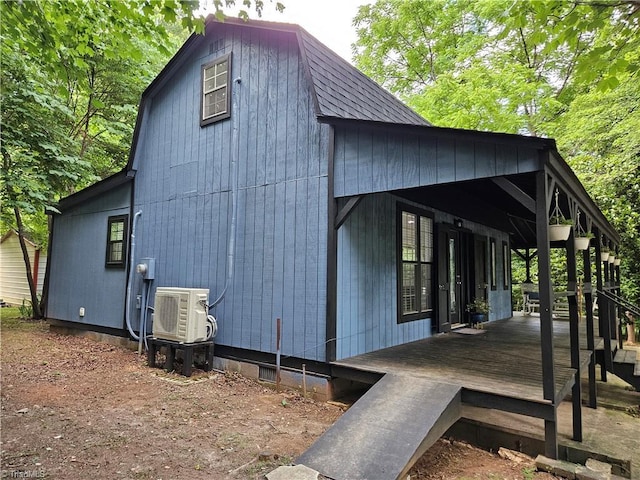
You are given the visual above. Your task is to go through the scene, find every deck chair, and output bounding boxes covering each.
[521,283,540,315]
[552,291,571,319]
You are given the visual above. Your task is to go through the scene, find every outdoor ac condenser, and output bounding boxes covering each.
[152,287,209,343]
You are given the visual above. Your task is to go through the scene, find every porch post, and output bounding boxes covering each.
[535,168,558,458]
[594,230,610,381]
[326,126,338,362]
[566,227,582,441]
[583,247,597,409]
[615,253,622,350]
[601,241,614,376]
[609,256,618,347]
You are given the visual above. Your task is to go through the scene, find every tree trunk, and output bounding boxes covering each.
[13,206,43,319]
[625,311,637,345]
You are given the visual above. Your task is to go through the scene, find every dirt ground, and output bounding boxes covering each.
[1,311,559,479]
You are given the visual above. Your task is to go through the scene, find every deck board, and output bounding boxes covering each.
[334,315,595,404]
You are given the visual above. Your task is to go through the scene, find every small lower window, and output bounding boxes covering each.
[106,215,128,267]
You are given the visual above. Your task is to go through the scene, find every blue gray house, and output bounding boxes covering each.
[45,17,623,388]
[47,17,634,462]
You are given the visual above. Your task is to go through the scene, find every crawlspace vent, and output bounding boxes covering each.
[259,365,277,383]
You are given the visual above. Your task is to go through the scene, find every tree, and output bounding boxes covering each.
[353,0,618,134]
[553,75,640,302]
[353,0,640,302]
[1,40,84,318]
[498,0,640,91]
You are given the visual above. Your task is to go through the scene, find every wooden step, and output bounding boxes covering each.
[613,349,637,365]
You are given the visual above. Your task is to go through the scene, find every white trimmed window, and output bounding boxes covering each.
[201,53,231,125]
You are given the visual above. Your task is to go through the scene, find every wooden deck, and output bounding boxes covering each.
[333,315,598,409]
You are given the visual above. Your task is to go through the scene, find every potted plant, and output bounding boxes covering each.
[549,215,573,241]
[466,298,491,326]
[574,231,593,251]
[548,189,573,241]
[600,246,610,262]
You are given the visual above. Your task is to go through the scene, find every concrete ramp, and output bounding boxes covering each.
[297,374,462,480]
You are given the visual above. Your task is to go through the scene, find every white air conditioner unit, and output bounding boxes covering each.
[152,287,209,343]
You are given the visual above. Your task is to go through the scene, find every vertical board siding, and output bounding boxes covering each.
[336,193,432,360]
[419,137,437,186]
[333,126,542,197]
[47,184,131,329]
[132,26,329,361]
[336,192,512,360]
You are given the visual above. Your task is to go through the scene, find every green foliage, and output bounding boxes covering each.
[1,39,85,216]
[553,76,640,303]
[498,0,640,92]
[466,298,491,314]
[0,307,48,332]
[18,298,34,320]
[549,215,573,226]
[353,0,582,135]
[522,466,536,480]
[354,0,640,303]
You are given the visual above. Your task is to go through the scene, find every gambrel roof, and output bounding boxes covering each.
[127,16,429,170]
[296,28,430,126]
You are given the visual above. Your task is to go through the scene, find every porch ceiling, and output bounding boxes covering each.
[395,173,539,249]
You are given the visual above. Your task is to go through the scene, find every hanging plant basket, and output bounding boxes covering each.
[548,189,572,242]
[614,258,621,266]
[574,236,591,251]
[601,249,610,262]
[608,254,616,264]
[549,224,572,241]
[572,210,592,251]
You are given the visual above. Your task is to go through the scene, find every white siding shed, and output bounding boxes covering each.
[0,230,47,306]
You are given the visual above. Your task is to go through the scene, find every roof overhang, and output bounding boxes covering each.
[54,170,134,214]
[328,118,619,248]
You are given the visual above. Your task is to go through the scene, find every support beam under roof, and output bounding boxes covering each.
[492,177,536,213]
[335,195,363,230]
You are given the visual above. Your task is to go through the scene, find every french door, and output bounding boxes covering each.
[437,224,475,331]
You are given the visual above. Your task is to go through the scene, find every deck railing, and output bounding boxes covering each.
[596,289,640,350]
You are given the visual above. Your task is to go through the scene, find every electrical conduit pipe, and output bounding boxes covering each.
[210,77,242,309]
[125,210,142,341]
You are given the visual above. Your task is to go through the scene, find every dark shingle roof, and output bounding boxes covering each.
[296,28,430,126]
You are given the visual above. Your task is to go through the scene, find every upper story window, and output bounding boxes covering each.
[201,53,231,126]
[106,215,128,268]
[398,206,434,323]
